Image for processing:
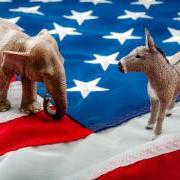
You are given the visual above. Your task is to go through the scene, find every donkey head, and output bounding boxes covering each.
[118,29,159,73]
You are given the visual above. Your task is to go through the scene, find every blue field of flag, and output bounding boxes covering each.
[0,0,179,131]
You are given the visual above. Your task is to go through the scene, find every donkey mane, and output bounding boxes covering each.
[155,46,170,64]
[155,46,180,75]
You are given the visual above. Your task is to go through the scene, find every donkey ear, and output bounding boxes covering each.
[145,28,149,48]
[1,51,30,69]
[145,28,156,52]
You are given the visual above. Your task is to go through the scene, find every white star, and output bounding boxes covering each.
[30,0,62,2]
[85,52,119,71]
[0,16,20,24]
[80,0,112,5]
[67,78,109,99]
[163,27,180,45]
[63,10,98,26]
[49,22,81,41]
[174,12,180,21]
[131,0,163,9]
[118,10,152,20]
[103,28,141,45]
[0,17,24,31]
[9,6,44,15]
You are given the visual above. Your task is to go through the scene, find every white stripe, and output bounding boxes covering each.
[0,81,43,123]
[0,83,180,180]
[87,136,180,180]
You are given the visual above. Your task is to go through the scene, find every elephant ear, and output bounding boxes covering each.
[1,51,30,70]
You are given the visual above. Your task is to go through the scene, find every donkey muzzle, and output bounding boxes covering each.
[118,62,125,73]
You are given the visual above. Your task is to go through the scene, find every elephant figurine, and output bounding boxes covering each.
[0,19,67,119]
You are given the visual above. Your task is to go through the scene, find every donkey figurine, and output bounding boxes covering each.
[118,29,180,139]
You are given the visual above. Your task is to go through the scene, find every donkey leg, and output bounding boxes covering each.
[0,70,13,112]
[146,99,159,129]
[153,102,168,139]
[20,77,41,114]
[166,98,176,117]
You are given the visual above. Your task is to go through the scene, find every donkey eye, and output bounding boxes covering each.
[136,55,141,58]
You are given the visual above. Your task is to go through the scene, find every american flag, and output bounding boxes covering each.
[0,0,180,179]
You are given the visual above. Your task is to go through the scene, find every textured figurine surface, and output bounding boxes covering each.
[118,29,180,139]
[0,19,67,119]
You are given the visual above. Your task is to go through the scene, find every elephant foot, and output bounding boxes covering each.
[20,101,42,114]
[0,100,11,112]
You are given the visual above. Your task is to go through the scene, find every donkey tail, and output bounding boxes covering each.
[171,52,180,65]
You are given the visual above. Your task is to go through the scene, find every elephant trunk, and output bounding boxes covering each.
[43,75,68,120]
[43,94,67,119]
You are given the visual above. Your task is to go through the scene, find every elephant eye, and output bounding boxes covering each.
[136,55,141,58]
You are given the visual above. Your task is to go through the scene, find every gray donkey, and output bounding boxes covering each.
[118,29,180,139]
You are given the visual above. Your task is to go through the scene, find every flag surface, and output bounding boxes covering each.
[0,0,180,179]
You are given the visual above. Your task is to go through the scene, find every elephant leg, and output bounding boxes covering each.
[20,77,42,114]
[0,70,12,112]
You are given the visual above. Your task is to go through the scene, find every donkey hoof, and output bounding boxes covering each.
[146,124,154,130]
[166,113,172,117]
[166,110,172,117]
[152,134,161,140]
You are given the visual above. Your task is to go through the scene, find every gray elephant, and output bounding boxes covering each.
[0,19,67,119]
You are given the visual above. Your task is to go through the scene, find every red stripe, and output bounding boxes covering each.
[10,76,16,82]
[0,112,93,156]
[99,150,180,180]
